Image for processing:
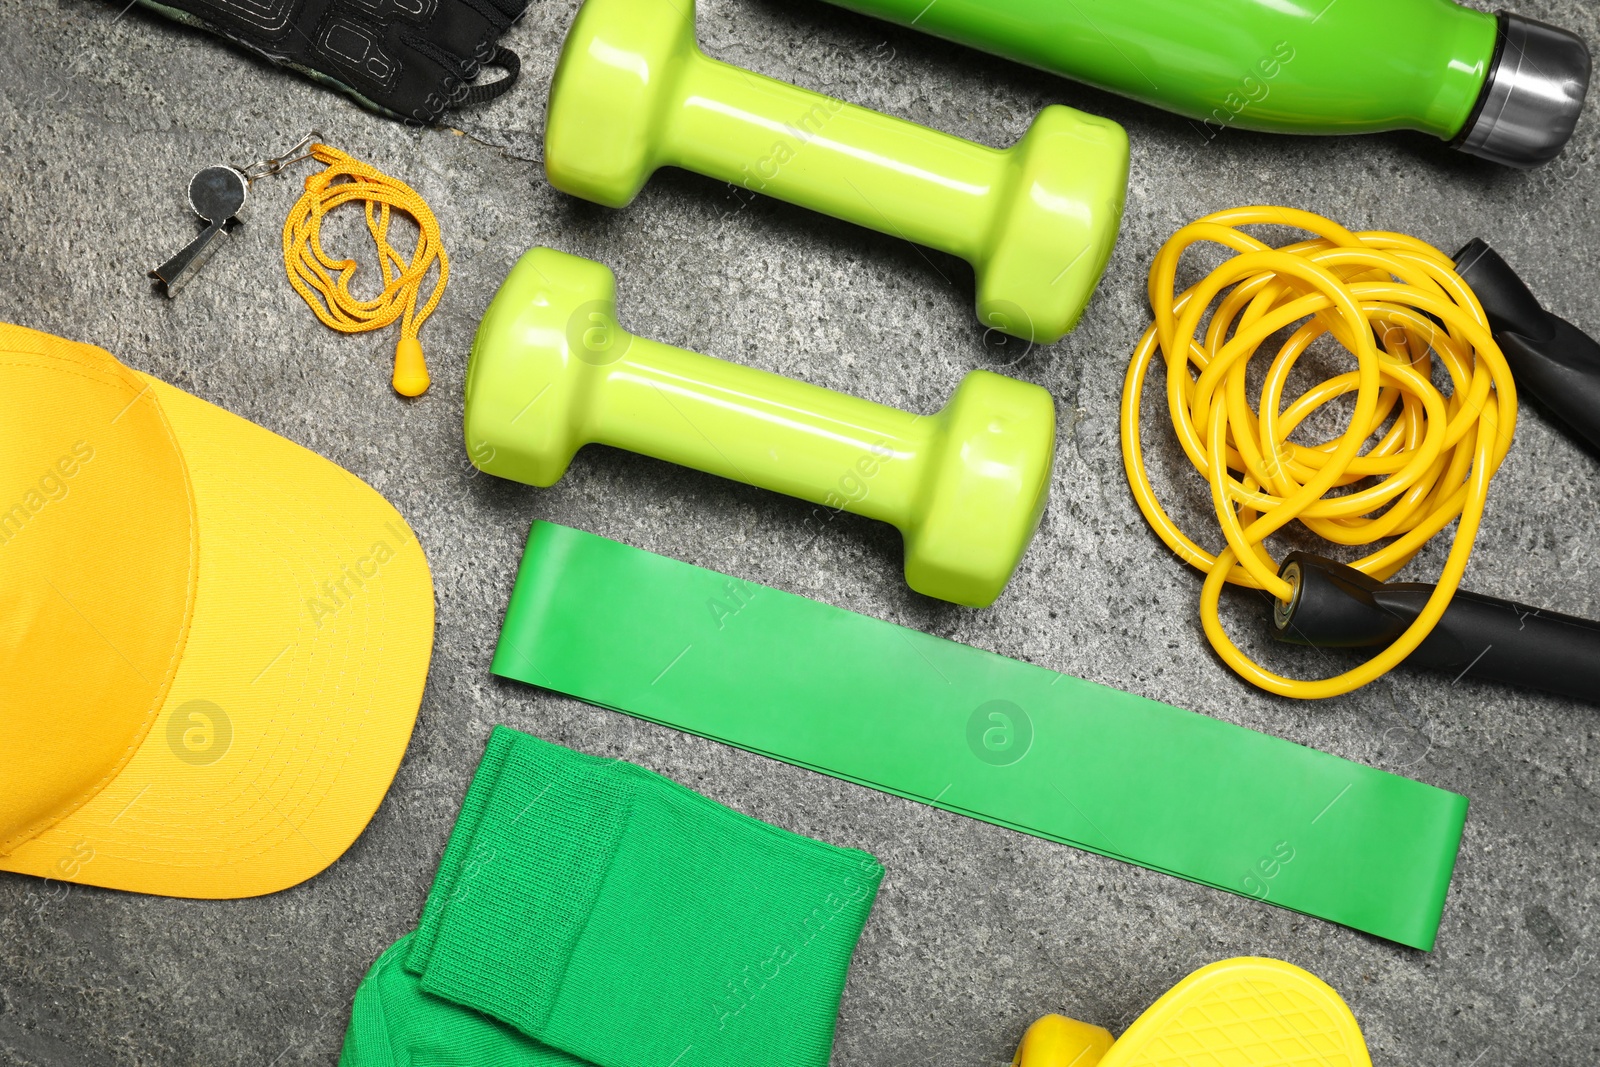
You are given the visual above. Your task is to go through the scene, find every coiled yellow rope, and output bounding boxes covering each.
[283,144,448,397]
[1120,206,1518,699]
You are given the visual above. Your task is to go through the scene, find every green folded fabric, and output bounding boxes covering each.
[341,727,884,1067]
[342,933,584,1067]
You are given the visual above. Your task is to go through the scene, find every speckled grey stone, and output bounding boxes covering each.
[1,0,1598,1063]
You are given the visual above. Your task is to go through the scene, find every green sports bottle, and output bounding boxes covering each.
[823,0,1590,167]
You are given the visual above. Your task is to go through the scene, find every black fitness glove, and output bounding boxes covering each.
[134,0,529,124]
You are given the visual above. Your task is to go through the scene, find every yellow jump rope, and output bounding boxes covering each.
[1121,206,1518,699]
[282,143,448,398]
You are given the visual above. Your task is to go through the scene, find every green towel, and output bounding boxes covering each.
[341,727,884,1067]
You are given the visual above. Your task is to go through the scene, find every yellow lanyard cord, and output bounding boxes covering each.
[282,144,449,397]
[1120,206,1518,699]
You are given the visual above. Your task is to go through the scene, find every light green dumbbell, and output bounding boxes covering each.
[542,0,1130,344]
[464,248,1057,607]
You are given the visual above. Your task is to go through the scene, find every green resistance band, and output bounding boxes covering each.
[492,522,1467,950]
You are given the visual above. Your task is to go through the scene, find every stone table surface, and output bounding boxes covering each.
[1,0,1597,1063]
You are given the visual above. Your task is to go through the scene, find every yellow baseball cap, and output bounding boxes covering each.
[0,322,435,898]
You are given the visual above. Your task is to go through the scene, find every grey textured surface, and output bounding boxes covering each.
[2,0,1599,1063]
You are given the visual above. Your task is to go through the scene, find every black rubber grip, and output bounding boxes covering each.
[1454,238,1600,454]
[1272,552,1600,703]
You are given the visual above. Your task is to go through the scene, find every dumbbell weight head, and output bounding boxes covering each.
[907,370,1056,607]
[464,249,626,486]
[544,0,696,207]
[977,107,1130,344]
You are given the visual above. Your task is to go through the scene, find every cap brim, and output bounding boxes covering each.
[0,375,434,898]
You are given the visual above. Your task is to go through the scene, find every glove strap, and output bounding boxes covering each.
[457,45,520,106]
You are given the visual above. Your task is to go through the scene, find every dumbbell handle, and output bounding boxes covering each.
[669,57,998,262]
[589,332,928,521]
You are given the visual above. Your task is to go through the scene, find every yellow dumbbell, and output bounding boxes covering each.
[1011,958,1371,1067]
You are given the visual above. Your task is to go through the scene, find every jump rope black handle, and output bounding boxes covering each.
[1271,552,1600,703]
[1453,238,1600,454]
